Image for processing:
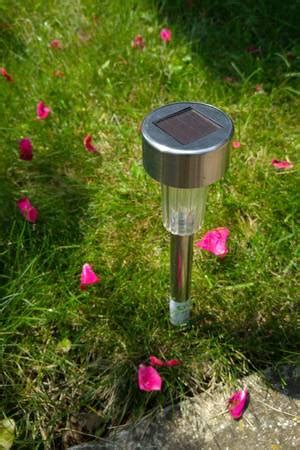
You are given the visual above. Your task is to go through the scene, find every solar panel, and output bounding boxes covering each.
[154,107,222,145]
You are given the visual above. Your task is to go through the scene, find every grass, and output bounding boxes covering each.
[0,0,299,448]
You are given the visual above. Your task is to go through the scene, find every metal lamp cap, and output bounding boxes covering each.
[141,102,234,188]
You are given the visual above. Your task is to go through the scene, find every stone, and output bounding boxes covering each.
[68,366,300,450]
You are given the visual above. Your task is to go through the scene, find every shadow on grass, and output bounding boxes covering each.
[0,4,27,59]
[155,0,299,86]
[189,311,299,370]
[0,153,93,292]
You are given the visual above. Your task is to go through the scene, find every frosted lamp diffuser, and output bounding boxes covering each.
[162,185,208,235]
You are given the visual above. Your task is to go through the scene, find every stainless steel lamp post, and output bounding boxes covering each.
[141,102,233,325]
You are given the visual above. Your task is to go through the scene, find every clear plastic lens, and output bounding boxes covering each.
[162,184,208,235]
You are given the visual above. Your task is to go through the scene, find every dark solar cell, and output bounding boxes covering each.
[154,107,222,145]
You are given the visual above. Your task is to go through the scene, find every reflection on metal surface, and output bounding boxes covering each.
[170,234,194,302]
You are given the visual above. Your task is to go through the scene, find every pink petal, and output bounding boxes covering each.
[37,101,51,120]
[138,364,163,392]
[228,387,249,419]
[149,355,182,367]
[80,263,100,289]
[271,159,294,170]
[0,67,13,82]
[131,35,145,49]
[17,197,31,215]
[26,206,38,223]
[83,134,97,153]
[160,28,172,42]
[165,359,182,367]
[232,140,241,149]
[50,39,62,49]
[149,356,165,367]
[19,138,33,161]
[16,197,38,223]
[195,227,230,258]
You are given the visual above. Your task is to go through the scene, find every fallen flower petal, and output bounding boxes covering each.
[228,387,249,419]
[50,39,62,49]
[80,263,100,289]
[26,206,38,223]
[16,197,38,223]
[149,356,182,367]
[0,66,13,82]
[195,227,230,258]
[160,28,172,42]
[138,364,163,391]
[166,359,182,367]
[232,140,241,149]
[271,159,294,170]
[37,101,51,120]
[19,138,33,161]
[131,34,145,49]
[149,356,165,367]
[17,197,31,215]
[83,134,97,152]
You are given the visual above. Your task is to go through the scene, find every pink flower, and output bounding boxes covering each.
[50,39,62,49]
[83,134,97,153]
[80,263,100,290]
[271,159,294,170]
[232,140,241,149]
[228,387,249,419]
[138,364,163,392]
[160,28,172,42]
[19,138,33,161]
[0,67,13,82]
[36,101,51,120]
[149,355,182,367]
[131,35,145,49]
[16,197,38,223]
[195,227,230,258]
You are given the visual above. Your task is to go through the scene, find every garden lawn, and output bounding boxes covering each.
[0,0,299,448]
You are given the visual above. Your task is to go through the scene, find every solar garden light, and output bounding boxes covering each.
[141,102,234,325]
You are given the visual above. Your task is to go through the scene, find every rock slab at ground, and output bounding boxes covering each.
[69,366,300,450]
